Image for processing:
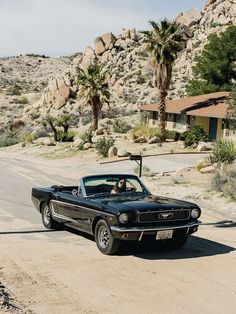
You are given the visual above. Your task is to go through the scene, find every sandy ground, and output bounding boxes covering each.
[0,143,235,314]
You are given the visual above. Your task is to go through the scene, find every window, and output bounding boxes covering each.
[174,114,187,129]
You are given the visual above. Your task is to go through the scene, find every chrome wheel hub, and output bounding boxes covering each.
[98,226,109,249]
[43,205,51,224]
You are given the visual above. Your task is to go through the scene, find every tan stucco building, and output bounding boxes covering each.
[140,92,236,141]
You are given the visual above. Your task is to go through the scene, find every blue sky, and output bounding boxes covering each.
[0,0,206,57]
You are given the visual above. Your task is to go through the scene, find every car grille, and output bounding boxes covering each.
[138,209,190,223]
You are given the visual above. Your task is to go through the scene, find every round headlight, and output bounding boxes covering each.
[119,213,129,224]
[191,208,200,219]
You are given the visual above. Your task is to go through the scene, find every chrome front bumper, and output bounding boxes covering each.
[110,221,201,241]
[111,221,201,232]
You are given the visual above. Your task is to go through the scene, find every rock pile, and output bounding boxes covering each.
[38,0,236,121]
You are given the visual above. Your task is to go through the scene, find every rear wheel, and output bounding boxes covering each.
[95,220,120,255]
[41,203,60,229]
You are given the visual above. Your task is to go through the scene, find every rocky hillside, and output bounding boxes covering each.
[35,0,236,119]
[0,55,71,127]
[1,0,236,130]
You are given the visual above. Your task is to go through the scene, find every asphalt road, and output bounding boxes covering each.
[0,156,235,314]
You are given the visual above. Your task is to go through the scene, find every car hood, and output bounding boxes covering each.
[93,194,198,213]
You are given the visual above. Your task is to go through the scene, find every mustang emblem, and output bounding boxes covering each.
[159,213,173,219]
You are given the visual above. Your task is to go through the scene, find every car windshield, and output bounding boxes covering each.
[83,175,148,197]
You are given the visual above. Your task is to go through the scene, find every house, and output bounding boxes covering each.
[140,91,236,141]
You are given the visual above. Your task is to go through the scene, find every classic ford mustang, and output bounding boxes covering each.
[31,174,201,255]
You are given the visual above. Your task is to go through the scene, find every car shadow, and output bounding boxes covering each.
[118,235,235,260]
[65,227,235,260]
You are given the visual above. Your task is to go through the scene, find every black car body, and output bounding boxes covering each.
[32,174,201,254]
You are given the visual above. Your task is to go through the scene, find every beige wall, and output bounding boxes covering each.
[216,118,223,139]
[194,116,210,134]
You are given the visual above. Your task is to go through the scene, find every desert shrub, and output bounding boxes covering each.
[195,161,209,171]
[95,137,115,157]
[134,165,150,176]
[0,131,19,147]
[57,130,75,142]
[29,111,40,120]
[182,125,208,147]
[211,169,228,191]
[223,178,236,200]
[166,130,180,141]
[207,139,236,164]
[7,84,22,96]
[131,125,161,141]
[211,165,236,200]
[112,119,131,133]
[18,96,29,105]
[21,132,36,144]
[80,128,93,143]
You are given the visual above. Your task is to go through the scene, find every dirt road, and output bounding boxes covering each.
[0,157,235,314]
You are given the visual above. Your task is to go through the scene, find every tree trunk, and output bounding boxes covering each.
[158,90,167,142]
[91,99,99,131]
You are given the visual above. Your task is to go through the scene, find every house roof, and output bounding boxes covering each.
[140,91,230,118]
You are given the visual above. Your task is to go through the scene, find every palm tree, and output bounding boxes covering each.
[77,61,110,130]
[142,20,185,141]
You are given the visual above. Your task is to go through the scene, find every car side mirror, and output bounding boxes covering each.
[72,189,78,196]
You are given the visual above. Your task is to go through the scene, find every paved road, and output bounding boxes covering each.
[0,156,235,314]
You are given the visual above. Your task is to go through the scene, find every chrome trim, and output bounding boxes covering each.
[51,199,115,217]
[138,209,191,223]
[110,221,201,232]
[138,231,144,241]
[51,202,78,223]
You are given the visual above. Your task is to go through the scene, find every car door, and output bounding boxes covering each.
[56,192,95,233]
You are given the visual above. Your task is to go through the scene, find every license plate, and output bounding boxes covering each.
[156,230,173,240]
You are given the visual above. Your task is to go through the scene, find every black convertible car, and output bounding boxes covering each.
[32,174,201,255]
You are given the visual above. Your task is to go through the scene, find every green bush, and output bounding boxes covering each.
[57,130,75,142]
[95,137,115,157]
[131,125,161,141]
[18,96,29,105]
[112,119,131,133]
[0,131,19,147]
[183,125,208,147]
[80,128,93,143]
[207,139,236,164]
[165,130,180,141]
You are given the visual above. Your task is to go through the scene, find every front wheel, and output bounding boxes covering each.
[95,220,120,255]
[41,203,60,229]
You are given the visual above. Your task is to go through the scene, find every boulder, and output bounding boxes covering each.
[42,138,55,146]
[80,46,96,70]
[83,143,93,150]
[73,138,84,148]
[94,37,106,55]
[200,165,215,174]
[197,142,213,152]
[117,149,130,157]
[95,128,106,136]
[147,136,161,144]
[176,8,202,27]
[57,77,70,99]
[101,32,117,50]
[204,0,217,10]
[122,29,131,39]
[108,146,118,158]
[134,136,146,143]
